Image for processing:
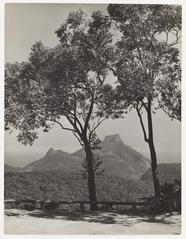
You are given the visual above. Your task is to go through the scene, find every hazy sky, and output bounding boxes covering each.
[5,3,181,167]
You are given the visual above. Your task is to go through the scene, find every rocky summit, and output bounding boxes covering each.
[6,134,150,180]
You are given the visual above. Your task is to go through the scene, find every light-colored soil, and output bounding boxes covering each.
[4,209,181,234]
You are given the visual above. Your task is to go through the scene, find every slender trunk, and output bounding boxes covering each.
[148,139,161,202]
[146,100,161,202]
[85,145,97,211]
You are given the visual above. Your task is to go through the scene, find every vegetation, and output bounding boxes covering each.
[5,11,122,210]
[142,180,181,213]
[160,180,181,212]
[141,163,181,184]
[5,164,180,203]
[5,5,181,209]
[107,4,181,201]
[5,171,153,202]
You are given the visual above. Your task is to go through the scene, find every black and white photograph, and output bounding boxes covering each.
[3,0,182,235]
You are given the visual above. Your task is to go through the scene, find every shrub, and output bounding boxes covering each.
[18,202,35,211]
[43,201,59,211]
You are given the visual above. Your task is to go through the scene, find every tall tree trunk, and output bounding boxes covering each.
[146,99,161,202]
[148,139,161,202]
[85,145,97,211]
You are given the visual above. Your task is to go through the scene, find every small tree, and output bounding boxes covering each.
[81,132,105,179]
[107,4,181,202]
[5,10,122,210]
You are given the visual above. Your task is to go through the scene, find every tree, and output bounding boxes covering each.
[158,68,181,121]
[107,4,181,202]
[5,10,122,210]
[81,132,105,179]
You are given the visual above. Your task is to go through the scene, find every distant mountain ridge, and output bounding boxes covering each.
[4,134,181,201]
[4,164,22,173]
[12,134,150,180]
[23,148,81,172]
[141,163,181,184]
[72,134,150,179]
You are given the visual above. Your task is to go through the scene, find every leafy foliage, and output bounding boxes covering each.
[107,4,181,119]
[5,11,122,147]
[141,163,181,184]
[5,10,124,208]
[5,6,181,206]
[107,4,181,200]
[157,71,181,121]
[81,155,105,178]
[4,170,152,202]
[81,132,104,178]
[4,166,181,206]
[143,180,181,213]
[160,180,181,212]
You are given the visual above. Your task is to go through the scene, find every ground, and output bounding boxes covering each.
[4,209,181,234]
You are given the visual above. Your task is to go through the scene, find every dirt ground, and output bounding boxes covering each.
[4,209,181,234]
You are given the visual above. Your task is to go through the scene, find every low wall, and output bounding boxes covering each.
[4,199,148,211]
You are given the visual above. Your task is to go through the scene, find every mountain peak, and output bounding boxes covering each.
[21,133,149,180]
[103,134,123,144]
[46,147,56,156]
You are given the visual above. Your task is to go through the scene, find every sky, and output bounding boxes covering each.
[5,3,181,167]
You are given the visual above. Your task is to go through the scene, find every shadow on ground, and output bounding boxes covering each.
[5,212,20,217]
[5,209,180,227]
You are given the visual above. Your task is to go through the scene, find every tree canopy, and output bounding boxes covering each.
[5,10,124,210]
[5,5,182,206]
[5,10,122,147]
[107,4,181,121]
[107,4,181,201]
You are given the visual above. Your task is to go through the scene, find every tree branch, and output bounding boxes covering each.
[67,111,84,134]
[165,31,169,44]
[97,74,105,86]
[51,117,76,132]
[141,100,148,111]
[106,64,117,76]
[137,47,146,73]
[65,115,82,136]
[73,132,85,150]
[73,93,77,127]
[90,117,107,135]
[84,92,94,133]
[161,106,181,121]
[136,102,149,143]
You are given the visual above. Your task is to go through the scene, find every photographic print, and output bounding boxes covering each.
[4,2,181,235]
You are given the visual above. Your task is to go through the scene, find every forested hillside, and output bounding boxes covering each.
[5,163,181,202]
[141,164,181,184]
[5,170,153,201]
